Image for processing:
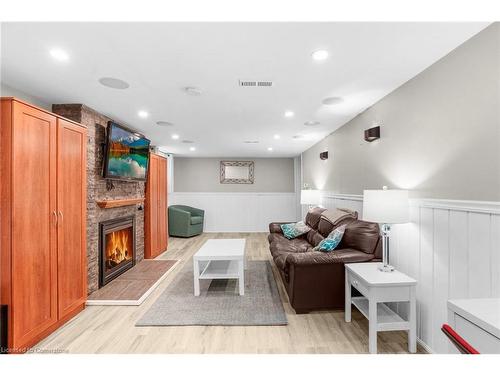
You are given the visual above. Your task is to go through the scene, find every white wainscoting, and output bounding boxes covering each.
[321,192,500,354]
[169,192,298,232]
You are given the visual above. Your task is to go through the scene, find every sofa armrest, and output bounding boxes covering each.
[269,222,295,234]
[188,207,205,217]
[168,206,192,227]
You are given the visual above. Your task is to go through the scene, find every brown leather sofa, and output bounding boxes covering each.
[268,207,381,313]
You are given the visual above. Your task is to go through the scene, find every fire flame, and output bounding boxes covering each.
[105,228,133,269]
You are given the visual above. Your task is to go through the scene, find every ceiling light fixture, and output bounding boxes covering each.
[98,77,129,90]
[284,111,294,118]
[49,48,69,62]
[274,134,280,140]
[171,134,180,140]
[138,110,149,118]
[156,121,174,126]
[322,96,343,105]
[189,147,196,151]
[267,147,273,151]
[311,49,329,61]
[184,86,203,96]
[304,121,320,126]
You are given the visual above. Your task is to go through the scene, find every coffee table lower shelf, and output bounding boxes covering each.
[198,260,240,279]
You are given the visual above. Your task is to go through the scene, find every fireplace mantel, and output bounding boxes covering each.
[96,198,145,209]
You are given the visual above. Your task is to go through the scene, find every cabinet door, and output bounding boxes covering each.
[157,157,167,253]
[57,119,87,320]
[145,155,159,258]
[11,102,58,349]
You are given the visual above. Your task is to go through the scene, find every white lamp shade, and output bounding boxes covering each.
[300,189,320,205]
[363,189,409,224]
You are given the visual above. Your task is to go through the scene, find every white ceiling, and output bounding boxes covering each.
[0,22,489,157]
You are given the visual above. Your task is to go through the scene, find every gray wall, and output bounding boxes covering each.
[174,157,295,192]
[302,23,500,201]
[1,82,51,110]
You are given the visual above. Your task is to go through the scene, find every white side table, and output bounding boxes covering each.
[345,262,417,354]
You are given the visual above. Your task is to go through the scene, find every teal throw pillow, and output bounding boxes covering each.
[280,221,311,240]
[314,224,346,252]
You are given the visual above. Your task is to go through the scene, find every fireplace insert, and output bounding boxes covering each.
[99,216,136,287]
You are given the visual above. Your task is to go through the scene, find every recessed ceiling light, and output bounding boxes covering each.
[243,140,259,144]
[138,110,149,118]
[304,121,320,126]
[274,134,280,140]
[267,147,273,151]
[182,140,194,144]
[189,146,196,151]
[171,134,180,140]
[311,49,329,61]
[49,48,69,62]
[284,111,294,118]
[322,96,343,105]
[184,86,203,96]
[156,121,174,126]
[98,77,129,90]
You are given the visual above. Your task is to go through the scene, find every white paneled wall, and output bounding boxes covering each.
[169,192,298,232]
[321,192,500,354]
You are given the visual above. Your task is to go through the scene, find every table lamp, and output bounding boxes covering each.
[300,189,320,210]
[362,186,409,272]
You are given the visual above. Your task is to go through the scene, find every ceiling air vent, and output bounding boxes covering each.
[239,80,273,87]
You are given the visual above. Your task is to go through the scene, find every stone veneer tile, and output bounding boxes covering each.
[52,104,146,294]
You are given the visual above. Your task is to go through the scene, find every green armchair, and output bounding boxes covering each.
[168,205,205,237]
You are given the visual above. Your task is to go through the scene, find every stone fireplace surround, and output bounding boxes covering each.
[52,104,145,294]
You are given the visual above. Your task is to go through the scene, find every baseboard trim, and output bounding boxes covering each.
[86,261,179,306]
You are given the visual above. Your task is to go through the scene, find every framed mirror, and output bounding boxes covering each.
[220,161,254,184]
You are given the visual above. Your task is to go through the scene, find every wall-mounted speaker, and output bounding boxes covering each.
[320,151,328,160]
[364,126,380,142]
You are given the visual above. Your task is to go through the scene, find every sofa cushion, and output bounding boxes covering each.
[270,235,311,256]
[306,229,324,247]
[284,248,375,266]
[304,207,326,230]
[280,221,311,239]
[318,215,356,237]
[190,216,203,225]
[340,220,380,254]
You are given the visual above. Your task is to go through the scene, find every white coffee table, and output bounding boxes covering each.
[193,239,246,296]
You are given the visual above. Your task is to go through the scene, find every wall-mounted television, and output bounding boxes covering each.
[103,121,151,181]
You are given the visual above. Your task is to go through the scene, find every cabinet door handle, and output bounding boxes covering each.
[58,211,63,224]
[52,211,58,226]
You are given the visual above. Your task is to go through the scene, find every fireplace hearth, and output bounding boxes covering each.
[99,216,136,287]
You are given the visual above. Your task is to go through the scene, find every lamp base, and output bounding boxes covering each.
[378,264,394,272]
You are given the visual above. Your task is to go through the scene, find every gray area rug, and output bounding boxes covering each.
[136,260,288,326]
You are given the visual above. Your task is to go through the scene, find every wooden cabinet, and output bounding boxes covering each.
[0,98,87,353]
[56,118,87,321]
[145,153,168,258]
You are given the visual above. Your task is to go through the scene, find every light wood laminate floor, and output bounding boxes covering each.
[35,232,425,354]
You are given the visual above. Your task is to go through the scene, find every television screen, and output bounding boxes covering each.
[103,122,151,181]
